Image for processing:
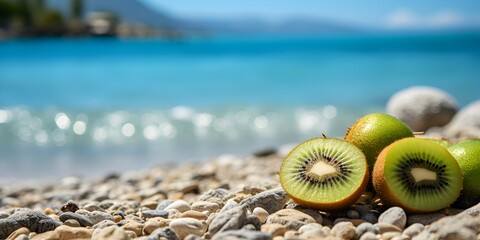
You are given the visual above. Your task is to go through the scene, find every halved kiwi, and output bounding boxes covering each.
[279,137,369,211]
[373,138,462,213]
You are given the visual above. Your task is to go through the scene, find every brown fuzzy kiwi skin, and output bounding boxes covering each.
[372,140,461,213]
[284,170,369,211]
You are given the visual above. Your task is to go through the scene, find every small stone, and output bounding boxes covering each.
[121,220,144,237]
[6,227,29,240]
[54,225,93,239]
[43,208,56,215]
[156,200,175,210]
[239,188,289,214]
[402,223,424,238]
[299,228,329,239]
[382,231,401,240]
[261,223,287,237]
[220,199,239,212]
[406,213,445,226]
[198,188,231,202]
[208,206,247,236]
[347,209,360,219]
[59,212,93,227]
[293,208,323,224]
[89,211,114,224]
[252,207,269,223]
[0,212,9,219]
[375,222,402,234]
[63,219,80,227]
[148,227,180,240]
[334,218,366,226]
[143,218,162,235]
[387,86,457,131]
[330,222,356,240]
[113,215,122,223]
[92,220,117,230]
[184,234,202,240]
[266,209,316,231]
[31,231,59,240]
[391,235,411,240]
[0,210,61,239]
[212,229,272,240]
[284,230,301,239]
[140,210,169,219]
[359,231,378,240]
[245,215,262,231]
[180,210,208,220]
[92,225,128,240]
[378,207,407,230]
[169,217,205,239]
[191,201,221,213]
[361,212,378,224]
[84,203,103,212]
[141,200,160,210]
[13,234,29,240]
[356,222,378,237]
[164,200,191,213]
[298,223,323,234]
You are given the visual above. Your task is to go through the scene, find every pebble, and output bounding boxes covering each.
[156,199,175,211]
[211,229,272,240]
[54,225,93,239]
[31,231,59,240]
[253,207,270,223]
[375,222,403,234]
[180,210,208,220]
[121,220,144,237]
[198,188,231,202]
[0,210,61,239]
[147,227,180,240]
[169,217,205,239]
[84,203,103,212]
[378,207,407,230]
[59,212,94,227]
[64,219,81,227]
[406,213,445,226]
[297,223,323,233]
[220,199,239,212]
[356,222,379,237]
[387,86,458,131]
[208,206,247,236]
[261,223,287,237]
[6,227,29,240]
[164,200,191,213]
[239,188,289,214]
[142,217,168,235]
[330,221,356,240]
[191,201,221,213]
[266,209,316,231]
[13,234,30,240]
[89,211,114,224]
[0,212,9,219]
[402,223,424,238]
[347,209,360,219]
[382,231,401,240]
[92,225,129,240]
[140,210,169,219]
[359,231,378,240]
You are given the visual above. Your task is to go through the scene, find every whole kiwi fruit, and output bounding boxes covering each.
[373,137,462,213]
[345,112,414,170]
[448,139,480,197]
[279,137,369,211]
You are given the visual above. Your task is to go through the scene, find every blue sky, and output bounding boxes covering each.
[140,0,480,29]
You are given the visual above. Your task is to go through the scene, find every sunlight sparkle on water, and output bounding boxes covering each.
[121,123,135,137]
[73,121,87,135]
[55,112,71,130]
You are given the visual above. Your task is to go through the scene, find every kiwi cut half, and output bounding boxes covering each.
[373,138,462,213]
[279,137,369,211]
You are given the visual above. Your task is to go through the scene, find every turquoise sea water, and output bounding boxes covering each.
[1,32,480,180]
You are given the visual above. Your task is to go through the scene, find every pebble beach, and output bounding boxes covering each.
[1,86,480,240]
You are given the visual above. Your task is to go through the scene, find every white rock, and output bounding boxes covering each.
[387,86,457,131]
[169,217,206,239]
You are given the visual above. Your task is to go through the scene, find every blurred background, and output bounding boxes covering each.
[1,0,479,181]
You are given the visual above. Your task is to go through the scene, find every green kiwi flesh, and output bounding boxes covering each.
[279,137,368,210]
[374,138,462,212]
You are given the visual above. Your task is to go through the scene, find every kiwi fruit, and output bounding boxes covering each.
[345,113,414,170]
[373,137,462,213]
[279,137,369,211]
[448,139,480,196]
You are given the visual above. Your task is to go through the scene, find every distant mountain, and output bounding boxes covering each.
[47,0,358,34]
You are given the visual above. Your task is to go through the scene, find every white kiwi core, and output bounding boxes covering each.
[310,161,337,177]
[411,168,437,182]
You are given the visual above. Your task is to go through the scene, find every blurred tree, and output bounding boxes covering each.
[70,0,83,19]
[34,9,64,35]
[0,0,14,27]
